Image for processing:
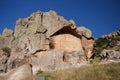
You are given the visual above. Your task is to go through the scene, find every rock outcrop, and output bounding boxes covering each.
[0,10,94,80]
[76,26,92,38]
[14,10,71,38]
[0,64,32,80]
[100,49,120,60]
[93,29,120,61]
[31,50,86,74]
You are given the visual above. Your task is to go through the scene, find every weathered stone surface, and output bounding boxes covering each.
[81,36,94,59]
[63,50,86,64]
[20,34,46,53]
[76,26,92,38]
[0,10,94,76]
[0,49,10,73]
[51,34,83,52]
[0,64,32,80]
[69,20,76,28]
[6,64,32,80]
[7,34,46,72]
[102,29,120,39]
[0,73,6,80]
[0,64,7,73]
[2,28,13,37]
[14,11,42,37]
[14,10,71,38]
[0,28,14,49]
[30,50,86,74]
[108,32,118,38]
[30,50,65,74]
[100,49,120,60]
[42,10,72,37]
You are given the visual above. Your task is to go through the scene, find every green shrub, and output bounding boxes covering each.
[1,47,11,56]
[93,38,110,60]
[37,69,43,75]
[111,37,120,42]
[49,42,54,49]
[95,38,110,49]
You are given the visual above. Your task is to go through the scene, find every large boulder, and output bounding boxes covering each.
[100,49,120,60]
[31,50,65,74]
[6,64,32,80]
[42,10,72,37]
[2,28,13,37]
[76,26,92,38]
[14,10,71,38]
[14,12,41,37]
[0,64,32,80]
[30,50,86,74]
[0,28,14,49]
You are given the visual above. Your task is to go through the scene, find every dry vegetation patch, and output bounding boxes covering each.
[30,62,120,80]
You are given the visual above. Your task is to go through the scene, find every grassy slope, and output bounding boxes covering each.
[31,62,120,80]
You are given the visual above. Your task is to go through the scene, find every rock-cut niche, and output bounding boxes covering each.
[49,26,83,52]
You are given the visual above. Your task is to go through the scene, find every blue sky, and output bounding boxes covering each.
[0,0,120,38]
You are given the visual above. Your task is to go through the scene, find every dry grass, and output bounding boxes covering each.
[32,62,120,80]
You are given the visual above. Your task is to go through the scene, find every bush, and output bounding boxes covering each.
[92,38,110,62]
[95,38,110,49]
[1,47,11,57]
[49,42,54,49]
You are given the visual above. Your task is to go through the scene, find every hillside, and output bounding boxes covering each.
[34,62,120,80]
[93,29,120,62]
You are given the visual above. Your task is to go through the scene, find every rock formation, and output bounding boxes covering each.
[93,29,120,61]
[76,26,92,38]
[0,64,32,80]
[0,10,94,80]
[100,49,120,60]
[31,50,86,75]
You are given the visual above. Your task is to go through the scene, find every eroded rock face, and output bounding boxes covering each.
[51,34,83,52]
[0,29,13,73]
[94,29,120,61]
[76,26,92,38]
[14,10,71,38]
[0,28,14,49]
[30,50,86,75]
[0,73,6,80]
[6,64,32,80]
[2,28,13,37]
[100,49,120,60]
[0,10,94,77]
[0,50,8,73]
[0,64,32,80]
[42,10,71,37]
[81,36,94,59]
